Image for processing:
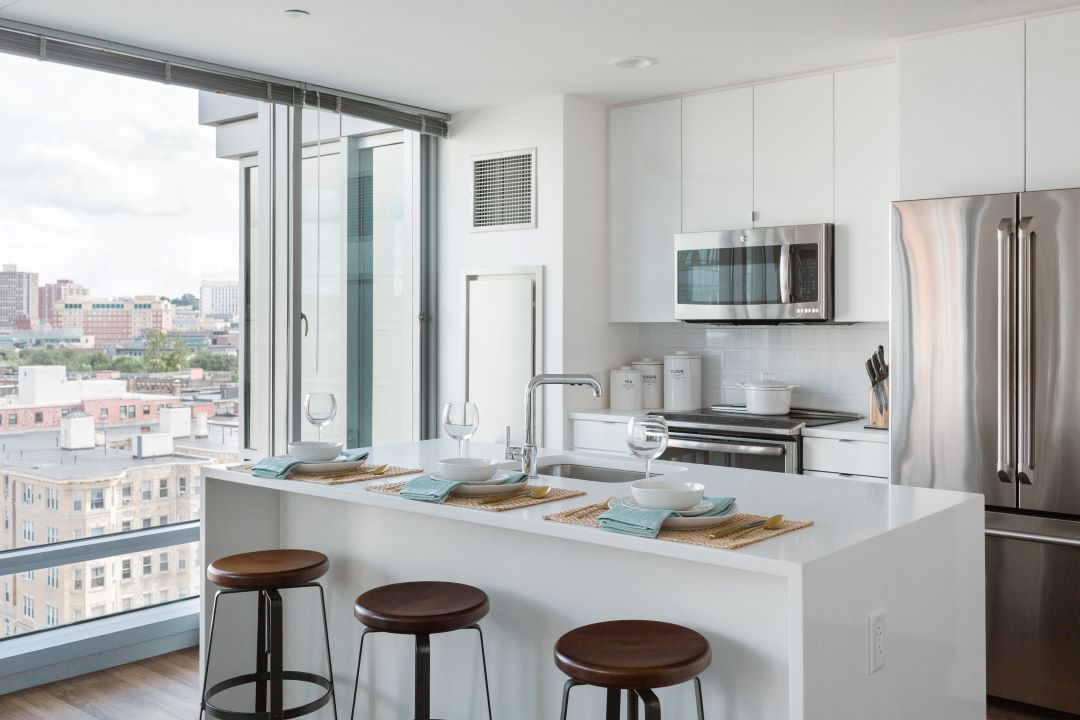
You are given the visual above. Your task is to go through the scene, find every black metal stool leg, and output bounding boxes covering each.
[638,688,661,720]
[605,688,621,720]
[468,625,493,720]
[267,588,284,720]
[626,689,639,720]
[559,679,584,720]
[313,583,340,720]
[415,633,431,720]
[349,629,377,720]
[255,591,268,714]
[198,590,225,720]
[693,677,704,720]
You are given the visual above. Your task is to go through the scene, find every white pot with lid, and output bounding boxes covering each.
[663,351,702,412]
[609,366,644,411]
[631,358,664,410]
[738,379,799,416]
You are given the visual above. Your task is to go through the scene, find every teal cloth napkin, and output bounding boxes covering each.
[400,471,528,503]
[598,496,736,539]
[250,449,370,479]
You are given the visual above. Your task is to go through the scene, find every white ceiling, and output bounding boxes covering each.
[1,0,1076,114]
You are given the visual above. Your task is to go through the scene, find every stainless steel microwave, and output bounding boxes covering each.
[673,224,834,323]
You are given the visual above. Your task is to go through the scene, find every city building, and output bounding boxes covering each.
[0,265,39,331]
[0,420,241,637]
[0,328,94,350]
[55,296,174,347]
[199,281,239,319]
[38,280,88,328]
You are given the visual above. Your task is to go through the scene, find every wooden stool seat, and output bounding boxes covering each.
[555,620,712,689]
[353,581,489,634]
[206,549,329,591]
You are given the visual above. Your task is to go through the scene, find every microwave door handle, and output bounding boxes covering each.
[779,245,793,303]
[668,435,785,457]
[997,218,1016,485]
[1017,217,1034,485]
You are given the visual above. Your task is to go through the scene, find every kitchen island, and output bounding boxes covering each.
[201,439,984,720]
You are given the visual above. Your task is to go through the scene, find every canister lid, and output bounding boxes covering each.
[664,351,701,360]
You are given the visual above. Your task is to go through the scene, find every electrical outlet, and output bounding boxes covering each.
[868,609,886,674]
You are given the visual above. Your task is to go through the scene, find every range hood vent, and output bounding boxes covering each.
[470,148,536,232]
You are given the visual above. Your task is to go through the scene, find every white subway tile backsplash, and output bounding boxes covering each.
[635,322,887,414]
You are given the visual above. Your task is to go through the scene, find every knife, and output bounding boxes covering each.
[865,360,885,415]
[876,345,888,378]
[870,352,889,411]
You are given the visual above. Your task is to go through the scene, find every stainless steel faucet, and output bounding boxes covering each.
[506,373,604,477]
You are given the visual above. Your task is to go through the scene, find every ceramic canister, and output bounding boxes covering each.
[631,357,664,410]
[609,366,644,411]
[663,351,702,412]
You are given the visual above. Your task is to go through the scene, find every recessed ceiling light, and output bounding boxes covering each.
[283,9,310,19]
[610,56,658,70]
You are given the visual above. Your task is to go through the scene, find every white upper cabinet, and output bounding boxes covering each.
[753,74,834,227]
[609,99,681,322]
[898,22,1025,200]
[834,64,897,323]
[1026,10,1080,191]
[681,88,754,232]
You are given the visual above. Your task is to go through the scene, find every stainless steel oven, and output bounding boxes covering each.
[659,430,800,474]
[674,224,833,323]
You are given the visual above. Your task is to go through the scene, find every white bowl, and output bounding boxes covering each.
[630,480,706,511]
[436,458,500,482]
[288,441,343,462]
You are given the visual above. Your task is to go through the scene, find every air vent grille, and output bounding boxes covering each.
[470,148,536,232]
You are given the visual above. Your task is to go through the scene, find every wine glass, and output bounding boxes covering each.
[442,402,479,457]
[627,415,669,482]
[303,392,337,442]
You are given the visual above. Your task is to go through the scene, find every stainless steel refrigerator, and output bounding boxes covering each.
[892,189,1080,715]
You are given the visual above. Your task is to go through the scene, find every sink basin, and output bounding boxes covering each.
[536,463,657,484]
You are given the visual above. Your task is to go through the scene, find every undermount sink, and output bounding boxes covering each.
[537,463,658,484]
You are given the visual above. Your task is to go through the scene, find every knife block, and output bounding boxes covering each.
[868,381,889,429]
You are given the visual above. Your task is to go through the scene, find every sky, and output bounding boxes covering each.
[0,52,239,299]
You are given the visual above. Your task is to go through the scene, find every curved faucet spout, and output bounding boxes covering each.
[508,373,604,477]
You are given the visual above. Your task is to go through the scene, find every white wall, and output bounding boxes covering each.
[637,323,888,414]
[438,96,566,447]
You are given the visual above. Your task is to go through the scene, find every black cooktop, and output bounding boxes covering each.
[650,406,860,437]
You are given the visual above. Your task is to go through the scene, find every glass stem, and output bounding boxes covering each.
[644,458,652,482]
[317,426,322,443]
[458,438,464,458]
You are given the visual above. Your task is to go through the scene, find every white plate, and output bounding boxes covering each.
[451,480,527,497]
[430,471,516,486]
[288,458,369,475]
[619,497,716,516]
[610,497,739,529]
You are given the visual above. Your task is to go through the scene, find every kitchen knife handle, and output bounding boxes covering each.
[1017,218,1034,481]
[997,218,1016,484]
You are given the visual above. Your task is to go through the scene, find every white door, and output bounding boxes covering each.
[681,88,754,232]
[898,21,1024,199]
[753,74,834,227]
[1026,9,1080,191]
[609,99,681,322]
[833,63,897,322]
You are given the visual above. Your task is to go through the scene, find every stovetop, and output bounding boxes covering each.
[651,406,860,437]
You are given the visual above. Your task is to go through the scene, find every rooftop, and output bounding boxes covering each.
[0,421,240,482]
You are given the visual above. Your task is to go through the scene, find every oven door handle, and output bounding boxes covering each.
[667,434,786,456]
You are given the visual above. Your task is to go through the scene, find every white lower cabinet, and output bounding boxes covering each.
[572,419,632,456]
[804,469,889,484]
[802,436,889,481]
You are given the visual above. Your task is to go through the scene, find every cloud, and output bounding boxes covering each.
[0,53,239,298]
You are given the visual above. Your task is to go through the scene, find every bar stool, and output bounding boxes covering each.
[349,581,493,720]
[199,549,338,720]
[555,620,710,720]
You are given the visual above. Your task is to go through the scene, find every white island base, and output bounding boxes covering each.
[201,440,984,720]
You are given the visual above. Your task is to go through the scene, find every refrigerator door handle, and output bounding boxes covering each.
[1018,216,1035,485]
[997,218,1016,484]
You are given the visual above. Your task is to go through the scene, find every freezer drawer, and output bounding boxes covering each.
[986,512,1080,714]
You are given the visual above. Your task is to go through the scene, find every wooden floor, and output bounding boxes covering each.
[0,646,1073,719]
[0,647,200,720]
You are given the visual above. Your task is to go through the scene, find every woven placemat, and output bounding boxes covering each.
[229,463,422,485]
[366,481,586,512]
[543,504,813,549]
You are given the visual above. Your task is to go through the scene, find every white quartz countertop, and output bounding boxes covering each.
[205,439,977,578]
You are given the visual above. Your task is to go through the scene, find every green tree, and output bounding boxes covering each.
[144,331,190,372]
[189,351,238,372]
[170,293,200,311]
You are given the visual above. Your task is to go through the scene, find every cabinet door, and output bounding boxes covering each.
[682,88,753,232]
[898,22,1024,200]
[833,64,897,322]
[610,99,681,322]
[753,74,833,227]
[1026,10,1080,191]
